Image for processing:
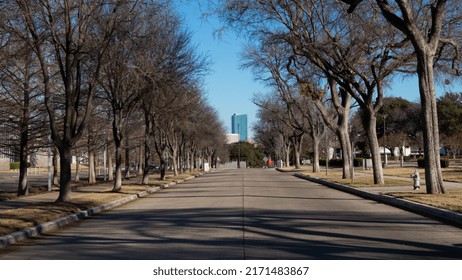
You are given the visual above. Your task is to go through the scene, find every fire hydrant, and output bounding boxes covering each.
[411,170,421,190]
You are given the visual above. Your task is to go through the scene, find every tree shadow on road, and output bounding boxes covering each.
[5,205,462,260]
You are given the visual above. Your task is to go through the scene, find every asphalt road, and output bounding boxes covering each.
[1,168,462,259]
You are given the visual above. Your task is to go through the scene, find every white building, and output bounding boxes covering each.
[226,133,239,144]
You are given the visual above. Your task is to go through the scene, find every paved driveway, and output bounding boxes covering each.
[1,169,462,259]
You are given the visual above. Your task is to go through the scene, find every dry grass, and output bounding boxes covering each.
[387,190,462,213]
[0,186,142,236]
[299,170,411,188]
[300,165,462,186]
[441,169,462,183]
[0,202,89,236]
[361,166,462,183]
[298,166,462,214]
[0,172,201,237]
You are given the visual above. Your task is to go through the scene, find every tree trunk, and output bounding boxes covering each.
[52,147,59,186]
[171,146,179,176]
[56,145,73,202]
[113,144,123,192]
[186,151,191,172]
[88,150,96,184]
[312,83,352,179]
[312,132,321,173]
[108,151,114,181]
[124,135,130,179]
[142,139,151,185]
[112,118,123,191]
[285,141,291,167]
[337,128,352,179]
[160,157,167,180]
[292,133,303,169]
[180,144,187,173]
[179,150,185,174]
[75,156,80,182]
[400,146,405,168]
[155,134,168,180]
[363,113,384,184]
[18,163,29,196]
[418,52,445,194]
[207,153,212,170]
[194,151,198,169]
[189,149,195,172]
[138,141,143,176]
[142,112,151,185]
[17,125,29,196]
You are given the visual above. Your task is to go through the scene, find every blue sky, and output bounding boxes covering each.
[175,1,261,136]
[387,75,461,103]
[176,1,461,138]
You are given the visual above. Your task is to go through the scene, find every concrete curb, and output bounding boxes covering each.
[294,173,462,228]
[275,168,306,173]
[0,174,199,248]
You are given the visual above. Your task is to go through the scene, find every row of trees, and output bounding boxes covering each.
[215,0,462,194]
[253,93,462,174]
[0,0,227,201]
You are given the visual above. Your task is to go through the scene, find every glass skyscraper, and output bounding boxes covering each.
[231,113,248,141]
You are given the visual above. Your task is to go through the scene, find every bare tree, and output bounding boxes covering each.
[0,17,48,196]
[81,106,110,184]
[140,11,208,181]
[217,1,354,178]
[443,132,462,159]
[254,93,297,167]
[283,1,408,184]
[341,0,462,193]
[218,0,418,184]
[150,86,202,180]
[296,74,354,178]
[10,0,130,202]
[243,42,325,171]
[99,33,142,191]
[253,117,283,164]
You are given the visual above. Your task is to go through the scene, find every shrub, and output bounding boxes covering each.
[353,158,364,167]
[441,158,450,168]
[319,158,363,167]
[10,162,20,170]
[329,159,343,167]
[417,158,425,168]
[417,158,450,168]
[403,156,412,162]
